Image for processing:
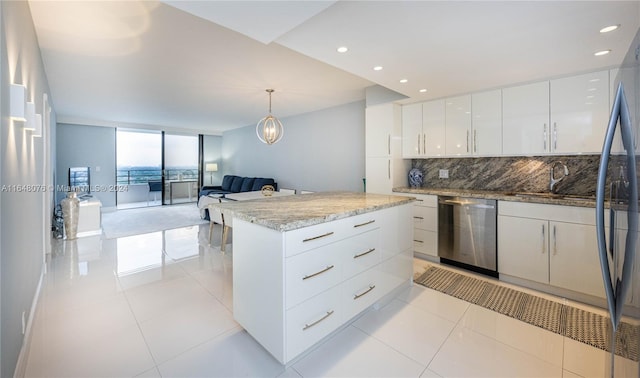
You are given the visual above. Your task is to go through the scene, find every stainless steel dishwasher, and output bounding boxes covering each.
[438,196,498,277]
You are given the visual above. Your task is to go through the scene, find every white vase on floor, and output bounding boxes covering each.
[61,192,80,239]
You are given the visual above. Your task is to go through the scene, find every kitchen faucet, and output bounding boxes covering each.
[549,161,569,193]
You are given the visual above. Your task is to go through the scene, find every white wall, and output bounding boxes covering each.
[222,100,366,193]
[203,134,222,186]
[1,2,56,376]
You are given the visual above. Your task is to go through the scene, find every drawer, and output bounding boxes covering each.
[285,221,345,257]
[342,267,383,322]
[286,285,341,362]
[342,229,381,279]
[413,194,438,207]
[413,229,437,257]
[285,243,342,309]
[413,206,437,231]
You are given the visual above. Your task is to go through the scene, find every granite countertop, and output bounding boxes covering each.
[393,187,599,208]
[211,191,415,232]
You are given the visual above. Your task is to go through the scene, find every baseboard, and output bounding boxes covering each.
[13,264,45,378]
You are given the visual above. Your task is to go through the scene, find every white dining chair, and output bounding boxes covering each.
[208,199,232,252]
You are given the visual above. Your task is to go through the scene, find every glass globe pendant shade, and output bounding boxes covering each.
[256,114,284,145]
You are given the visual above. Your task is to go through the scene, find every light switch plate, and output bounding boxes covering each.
[439,169,449,179]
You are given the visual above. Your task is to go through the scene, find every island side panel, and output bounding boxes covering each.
[232,218,286,363]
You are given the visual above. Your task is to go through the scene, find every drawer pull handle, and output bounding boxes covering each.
[413,239,424,243]
[415,199,424,202]
[303,232,334,243]
[354,220,375,228]
[413,216,424,220]
[302,265,334,280]
[354,248,375,259]
[302,310,334,331]
[354,285,376,300]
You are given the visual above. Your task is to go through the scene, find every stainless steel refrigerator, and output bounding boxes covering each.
[596,27,640,377]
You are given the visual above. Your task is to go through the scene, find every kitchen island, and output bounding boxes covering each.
[211,191,414,364]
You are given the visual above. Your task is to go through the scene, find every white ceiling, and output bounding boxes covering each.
[27,1,640,136]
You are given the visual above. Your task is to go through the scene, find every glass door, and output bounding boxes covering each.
[162,133,199,205]
[116,129,162,209]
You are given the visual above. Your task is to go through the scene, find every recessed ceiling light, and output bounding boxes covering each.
[399,79,408,83]
[600,25,619,33]
[594,50,611,56]
[337,46,348,53]
[419,89,427,93]
[373,66,383,71]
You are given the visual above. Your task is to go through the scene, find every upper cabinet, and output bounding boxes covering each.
[550,70,610,154]
[502,81,550,155]
[471,90,502,156]
[444,95,472,156]
[402,100,445,158]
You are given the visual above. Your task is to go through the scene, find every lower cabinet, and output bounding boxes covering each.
[233,204,413,364]
[498,201,605,298]
[412,194,438,258]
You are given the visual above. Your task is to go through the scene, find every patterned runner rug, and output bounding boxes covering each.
[415,265,639,361]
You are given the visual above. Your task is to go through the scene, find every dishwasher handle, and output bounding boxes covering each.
[440,199,495,210]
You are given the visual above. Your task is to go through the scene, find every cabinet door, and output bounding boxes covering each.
[402,103,422,158]
[423,100,446,156]
[366,104,394,157]
[498,215,549,284]
[365,157,391,195]
[445,95,472,156]
[502,81,550,155]
[549,221,605,298]
[550,70,610,154]
[472,90,502,156]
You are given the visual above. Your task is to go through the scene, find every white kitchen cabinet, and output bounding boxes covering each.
[445,95,472,156]
[502,81,550,155]
[366,103,410,195]
[412,194,438,258]
[471,90,503,156]
[498,201,605,299]
[498,215,549,284]
[550,70,610,154]
[233,203,413,364]
[402,100,445,157]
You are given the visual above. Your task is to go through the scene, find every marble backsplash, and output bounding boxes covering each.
[411,155,603,196]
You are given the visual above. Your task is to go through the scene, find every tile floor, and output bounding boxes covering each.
[25,224,638,377]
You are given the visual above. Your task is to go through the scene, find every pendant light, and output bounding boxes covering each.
[256,89,284,145]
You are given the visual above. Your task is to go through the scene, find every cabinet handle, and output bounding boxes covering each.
[302,265,335,280]
[414,239,424,243]
[388,160,391,179]
[553,225,557,255]
[354,248,376,259]
[466,130,470,153]
[354,219,375,228]
[553,123,558,151]
[415,199,424,202]
[303,231,334,243]
[354,285,376,300]
[423,133,426,154]
[543,123,547,151]
[541,224,546,254]
[388,134,391,155]
[473,129,477,153]
[302,310,334,331]
[417,133,421,154]
[413,216,424,220]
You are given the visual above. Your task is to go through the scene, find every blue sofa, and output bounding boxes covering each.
[199,175,277,199]
[198,175,277,220]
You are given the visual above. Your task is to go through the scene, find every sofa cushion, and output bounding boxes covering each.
[221,175,237,192]
[252,178,275,191]
[240,177,255,192]
[230,176,244,192]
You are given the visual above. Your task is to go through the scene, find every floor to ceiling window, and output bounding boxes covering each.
[116,129,162,209]
[163,133,199,205]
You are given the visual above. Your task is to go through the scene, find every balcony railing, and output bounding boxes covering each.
[116,168,198,185]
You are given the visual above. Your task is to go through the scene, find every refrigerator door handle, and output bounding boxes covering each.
[596,83,638,331]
